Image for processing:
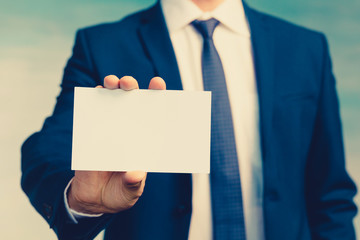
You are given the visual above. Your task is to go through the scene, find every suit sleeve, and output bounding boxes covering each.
[305,34,357,240]
[21,29,113,240]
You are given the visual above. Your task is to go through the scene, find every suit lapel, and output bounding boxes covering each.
[244,2,275,166]
[138,4,192,221]
[138,2,183,91]
[244,2,278,238]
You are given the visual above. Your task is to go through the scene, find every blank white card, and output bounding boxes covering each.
[72,87,211,173]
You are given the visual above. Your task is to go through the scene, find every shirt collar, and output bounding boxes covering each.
[161,0,250,37]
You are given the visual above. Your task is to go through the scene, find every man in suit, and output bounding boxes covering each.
[21,0,357,239]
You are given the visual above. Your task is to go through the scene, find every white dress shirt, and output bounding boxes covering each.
[65,0,265,239]
[161,0,264,239]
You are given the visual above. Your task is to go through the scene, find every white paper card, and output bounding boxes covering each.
[72,87,211,173]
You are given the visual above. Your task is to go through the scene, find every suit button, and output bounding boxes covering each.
[175,204,190,216]
[43,203,53,220]
[266,191,279,201]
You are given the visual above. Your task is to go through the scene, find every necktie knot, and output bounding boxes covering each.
[192,18,220,39]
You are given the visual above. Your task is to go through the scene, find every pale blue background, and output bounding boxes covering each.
[0,0,358,239]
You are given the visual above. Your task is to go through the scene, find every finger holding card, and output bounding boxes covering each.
[68,75,167,215]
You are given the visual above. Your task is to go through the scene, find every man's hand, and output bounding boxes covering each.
[67,75,166,214]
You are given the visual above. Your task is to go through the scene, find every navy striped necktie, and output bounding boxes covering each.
[192,18,246,240]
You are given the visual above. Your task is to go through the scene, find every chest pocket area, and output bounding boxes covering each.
[273,90,318,170]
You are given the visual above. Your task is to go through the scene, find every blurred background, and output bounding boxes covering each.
[0,0,359,239]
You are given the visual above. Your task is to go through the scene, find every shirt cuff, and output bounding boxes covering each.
[64,178,103,224]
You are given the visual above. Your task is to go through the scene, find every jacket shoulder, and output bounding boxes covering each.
[247,6,328,63]
[248,6,327,49]
[251,7,323,36]
[77,4,155,38]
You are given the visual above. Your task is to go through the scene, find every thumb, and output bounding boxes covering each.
[123,171,147,188]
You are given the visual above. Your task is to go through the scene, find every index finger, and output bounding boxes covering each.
[148,77,166,90]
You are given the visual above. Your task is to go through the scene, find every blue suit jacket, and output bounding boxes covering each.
[21,1,357,239]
